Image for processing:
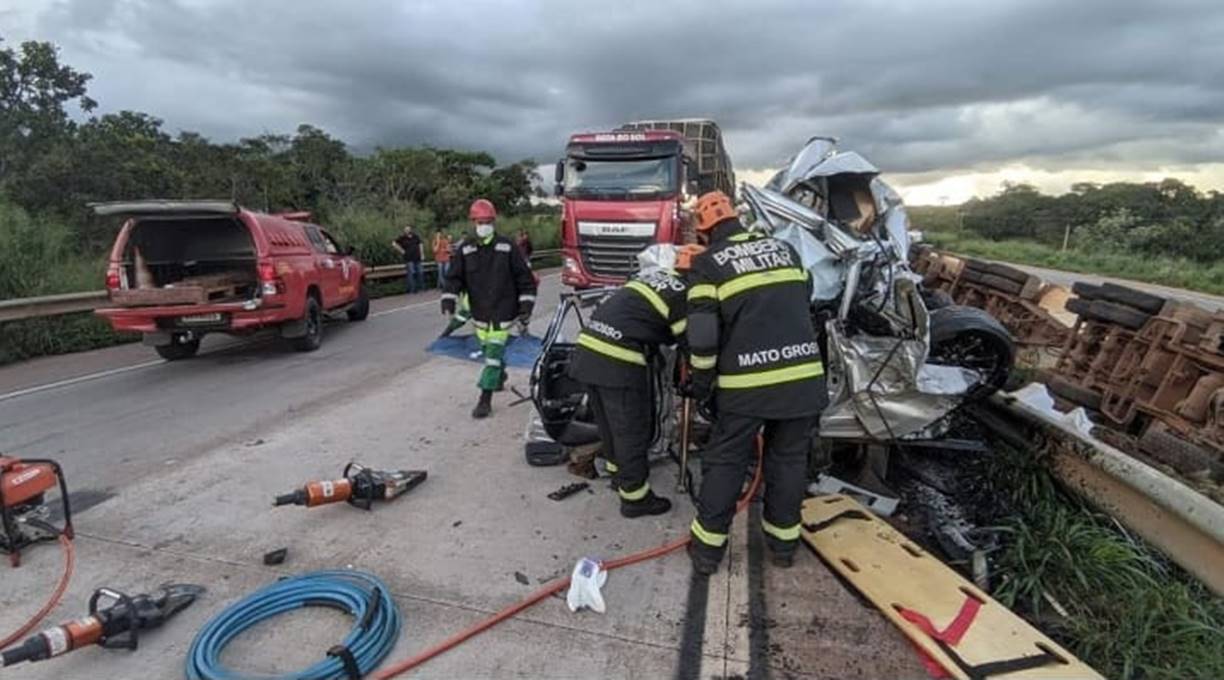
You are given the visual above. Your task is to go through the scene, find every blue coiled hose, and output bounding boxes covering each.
[186,570,401,680]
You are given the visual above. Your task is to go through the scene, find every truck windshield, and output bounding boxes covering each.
[564,157,677,200]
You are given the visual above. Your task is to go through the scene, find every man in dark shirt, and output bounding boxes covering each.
[392,225,424,294]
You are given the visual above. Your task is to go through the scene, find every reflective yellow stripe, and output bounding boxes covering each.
[619,482,650,502]
[688,284,717,301]
[718,361,824,389]
[690,519,728,547]
[670,319,687,336]
[605,461,619,473]
[577,332,647,366]
[728,232,757,242]
[691,354,717,370]
[717,268,808,301]
[625,281,670,320]
[762,518,800,541]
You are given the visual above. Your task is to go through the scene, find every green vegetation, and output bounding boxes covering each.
[924,230,1224,295]
[977,442,1224,680]
[0,36,559,363]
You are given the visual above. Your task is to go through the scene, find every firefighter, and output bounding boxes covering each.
[567,245,702,518]
[684,190,826,575]
[442,199,537,418]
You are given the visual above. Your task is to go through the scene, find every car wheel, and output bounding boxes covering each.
[928,305,1015,399]
[156,336,201,361]
[291,296,323,351]
[346,283,370,321]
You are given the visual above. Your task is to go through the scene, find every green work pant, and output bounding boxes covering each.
[474,322,509,391]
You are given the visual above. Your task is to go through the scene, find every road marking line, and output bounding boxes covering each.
[0,359,165,403]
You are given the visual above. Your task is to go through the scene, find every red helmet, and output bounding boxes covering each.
[469,199,497,222]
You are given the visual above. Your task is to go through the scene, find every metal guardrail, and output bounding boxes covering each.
[985,393,1224,597]
[0,250,560,324]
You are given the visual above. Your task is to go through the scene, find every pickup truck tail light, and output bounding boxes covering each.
[258,262,285,295]
[105,265,123,291]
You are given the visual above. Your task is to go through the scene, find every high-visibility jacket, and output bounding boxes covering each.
[686,220,826,419]
[568,268,689,389]
[443,234,536,323]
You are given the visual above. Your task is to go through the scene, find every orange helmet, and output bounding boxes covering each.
[675,244,706,271]
[469,198,496,222]
[694,191,735,232]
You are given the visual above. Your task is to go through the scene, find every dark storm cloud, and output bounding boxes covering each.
[14,0,1224,176]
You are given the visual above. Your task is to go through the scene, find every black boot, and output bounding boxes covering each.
[471,390,493,419]
[764,535,797,569]
[687,540,724,576]
[620,490,671,518]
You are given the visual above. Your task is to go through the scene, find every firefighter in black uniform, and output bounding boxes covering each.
[442,198,537,419]
[568,245,700,518]
[685,190,826,575]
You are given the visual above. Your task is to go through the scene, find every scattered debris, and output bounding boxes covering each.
[514,571,529,586]
[262,548,288,566]
[566,558,607,614]
[452,520,463,528]
[547,482,590,502]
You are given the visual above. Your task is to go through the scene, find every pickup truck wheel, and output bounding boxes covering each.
[156,337,200,361]
[928,305,1015,399]
[291,296,323,352]
[346,283,370,321]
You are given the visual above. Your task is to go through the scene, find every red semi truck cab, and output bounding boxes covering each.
[555,122,735,289]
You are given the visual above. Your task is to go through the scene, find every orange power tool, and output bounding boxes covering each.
[0,584,203,668]
[0,456,72,568]
[273,463,427,510]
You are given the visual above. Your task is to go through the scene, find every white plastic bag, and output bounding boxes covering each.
[566,557,608,614]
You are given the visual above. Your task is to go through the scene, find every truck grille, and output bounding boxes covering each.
[578,234,655,279]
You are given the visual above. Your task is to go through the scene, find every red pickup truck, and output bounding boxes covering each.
[94,200,368,360]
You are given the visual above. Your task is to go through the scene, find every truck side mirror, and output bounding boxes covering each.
[554,160,564,183]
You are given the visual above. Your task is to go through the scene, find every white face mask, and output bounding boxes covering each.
[475,222,495,239]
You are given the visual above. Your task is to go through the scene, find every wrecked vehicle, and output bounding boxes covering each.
[745,136,1014,441]
[530,137,1014,472]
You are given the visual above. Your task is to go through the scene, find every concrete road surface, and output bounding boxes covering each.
[0,275,921,679]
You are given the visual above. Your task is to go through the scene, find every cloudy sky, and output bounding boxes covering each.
[4,0,1223,204]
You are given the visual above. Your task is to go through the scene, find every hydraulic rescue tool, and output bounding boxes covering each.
[273,463,427,510]
[0,456,72,568]
[0,584,204,668]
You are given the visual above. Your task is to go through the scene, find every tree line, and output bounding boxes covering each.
[0,36,548,260]
[912,180,1224,264]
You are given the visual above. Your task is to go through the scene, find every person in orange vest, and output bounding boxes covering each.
[432,229,453,289]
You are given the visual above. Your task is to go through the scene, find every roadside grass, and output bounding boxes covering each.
[975,441,1224,680]
[924,230,1224,296]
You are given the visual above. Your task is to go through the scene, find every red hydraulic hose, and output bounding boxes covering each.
[373,445,765,679]
[0,535,75,651]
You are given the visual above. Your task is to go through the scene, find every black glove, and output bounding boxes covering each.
[517,300,534,321]
[441,297,456,316]
[688,371,714,404]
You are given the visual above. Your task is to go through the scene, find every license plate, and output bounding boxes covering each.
[179,313,223,325]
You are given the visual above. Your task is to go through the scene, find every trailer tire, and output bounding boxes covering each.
[1096,283,1167,315]
[928,305,1015,398]
[1084,300,1150,331]
[1065,297,1093,317]
[1139,427,1222,481]
[1046,377,1102,410]
[1071,281,1102,300]
[155,337,200,361]
[979,274,1025,295]
[963,258,990,273]
[959,268,986,284]
[291,295,324,352]
[984,262,1031,284]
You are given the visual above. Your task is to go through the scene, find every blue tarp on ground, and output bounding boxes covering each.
[426,333,543,368]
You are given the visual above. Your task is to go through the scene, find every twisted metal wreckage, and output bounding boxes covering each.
[531,137,1015,464]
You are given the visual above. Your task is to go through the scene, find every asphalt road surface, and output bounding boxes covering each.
[999,261,1223,312]
[0,275,560,495]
